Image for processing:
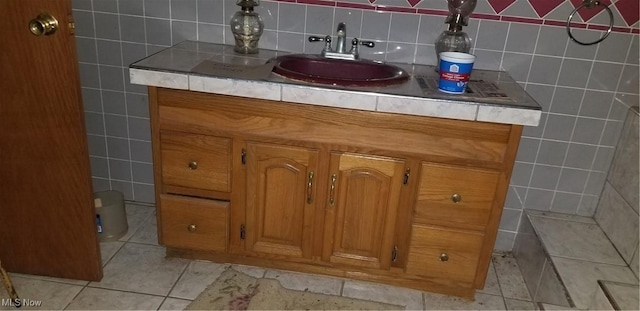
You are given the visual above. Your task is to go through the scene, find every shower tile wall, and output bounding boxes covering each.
[73,0,639,251]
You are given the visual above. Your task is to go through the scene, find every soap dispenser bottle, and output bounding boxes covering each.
[230,0,264,54]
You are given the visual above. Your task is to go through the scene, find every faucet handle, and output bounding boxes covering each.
[359,40,375,48]
[308,35,330,43]
[309,35,333,53]
[351,38,375,49]
[349,38,376,59]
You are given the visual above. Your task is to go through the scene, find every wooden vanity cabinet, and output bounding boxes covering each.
[149,87,523,299]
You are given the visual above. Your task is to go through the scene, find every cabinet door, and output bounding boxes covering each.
[245,143,319,259]
[323,153,405,269]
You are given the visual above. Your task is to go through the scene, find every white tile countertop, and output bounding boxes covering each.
[130,41,541,126]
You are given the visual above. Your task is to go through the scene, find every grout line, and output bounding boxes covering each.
[550,254,629,267]
[115,0,136,202]
[383,13,392,61]
[497,22,511,72]
[517,22,544,220]
[87,0,113,193]
[554,35,601,215]
[489,255,510,309]
[412,15,421,65]
[83,283,168,298]
[63,283,87,310]
[162,259,191,302]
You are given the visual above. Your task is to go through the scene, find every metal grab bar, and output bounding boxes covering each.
[566,0,614,46]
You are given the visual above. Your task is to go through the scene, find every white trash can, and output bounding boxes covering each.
[94,191,128,242]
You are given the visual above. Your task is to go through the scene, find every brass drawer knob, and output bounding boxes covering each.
[187,224,197,232]
[451,193,462,203]
[439,253,449,262]
[188,161,198,170]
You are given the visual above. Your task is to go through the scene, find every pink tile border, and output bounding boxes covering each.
[266,0,639,35]
[375,5,416,14]
[500,16,543,25]
[336,2,374,10]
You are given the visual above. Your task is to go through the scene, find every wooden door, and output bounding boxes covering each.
[245,143,318,258]
[0,0,102,280]
[322,153,405,269]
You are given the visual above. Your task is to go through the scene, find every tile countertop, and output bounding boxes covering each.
[130,41,541,126]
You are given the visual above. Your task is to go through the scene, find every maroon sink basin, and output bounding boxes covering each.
[270,54,409,87]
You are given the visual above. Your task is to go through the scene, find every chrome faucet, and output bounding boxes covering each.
[308,22,375,60]
[335,22,347,54]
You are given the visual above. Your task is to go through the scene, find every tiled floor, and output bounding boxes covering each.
[2,203,539,310]
[524,210,638,309]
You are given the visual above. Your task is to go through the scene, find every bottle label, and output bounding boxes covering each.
[438,60,474,94]
[96,214,103,234]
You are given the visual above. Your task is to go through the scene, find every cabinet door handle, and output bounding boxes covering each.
[187,224,197,232]
[307,171,314,204]
[188,161,198,170]
[329,174,337,207]
[403,168,410,185]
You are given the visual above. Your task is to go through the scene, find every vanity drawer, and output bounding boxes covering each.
[405,225,483,286]
[414,163,499,229]
[159,194,228,252]
[160,131,231,194]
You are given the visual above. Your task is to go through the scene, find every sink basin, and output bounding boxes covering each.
[269,54,409,87]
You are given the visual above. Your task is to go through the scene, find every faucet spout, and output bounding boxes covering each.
[335,22,347,54]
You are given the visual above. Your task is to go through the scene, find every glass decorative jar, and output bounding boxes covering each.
[230,0,264,54]
[435,28,472,61]
[434,0,476,67]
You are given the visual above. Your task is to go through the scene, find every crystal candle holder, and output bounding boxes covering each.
[230,0,264,54]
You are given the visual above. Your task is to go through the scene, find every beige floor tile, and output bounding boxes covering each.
[493,254,532,301]
[129,211,159,245]
[159,298,192,310]
[0,276,83,310]
[231,264,266,278]
[66,287,164,310]
[553,257,638,309]
[530,216,625,266]
[342,279,423,310]
[478,260,502,296]
[264,269,343,295]
[537,302,578,310]
[504,298,536,310]
[118,204,155,242]
[169,260,229,300]
[100,241,124,266]
[603,281,640,311]
[8,272,89,287]
[535,260,571,307]
[89,243,189,296]
[423,292,506,310]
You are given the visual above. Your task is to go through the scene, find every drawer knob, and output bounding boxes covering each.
[188,161,198,170]
[451,193,462,203]
[187,224,197,232]
[440,253,449,262]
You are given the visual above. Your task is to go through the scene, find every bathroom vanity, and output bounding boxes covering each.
[131,41,541,299]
